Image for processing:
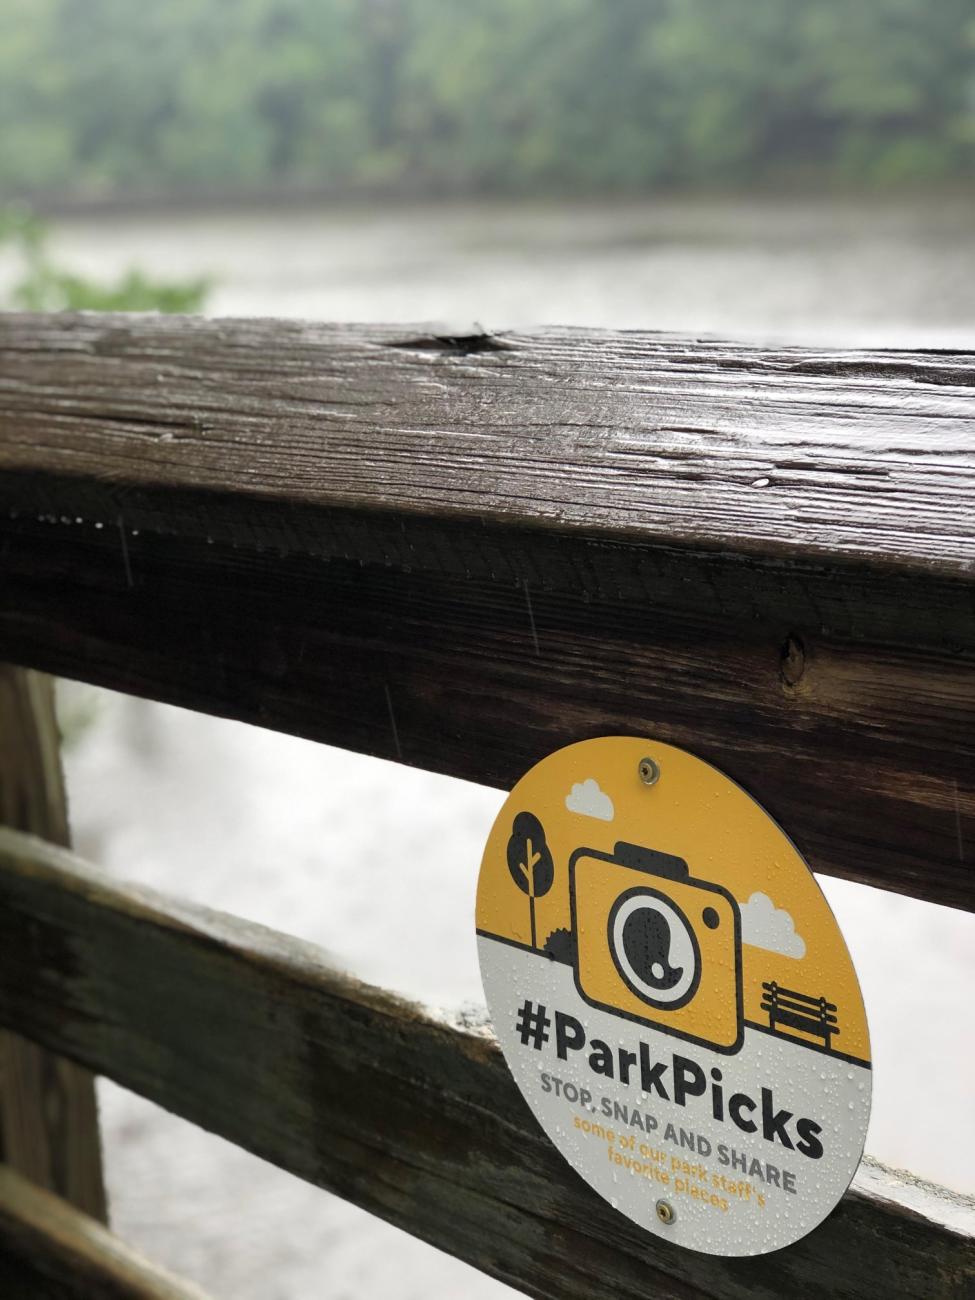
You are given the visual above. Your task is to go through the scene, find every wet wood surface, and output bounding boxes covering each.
[0,827,971,1300]
[0,313,972,911]
[0,1165,209,1299]
[0,665,106,1220]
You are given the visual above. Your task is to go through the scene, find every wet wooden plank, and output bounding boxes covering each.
[2,314,973,576]
[0,828,971,1300]
[0,665,106,1219]
[0,1165,209,1299]
[0,314,972,911]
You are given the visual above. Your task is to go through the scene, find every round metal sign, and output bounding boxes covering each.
[476,737,871,1256]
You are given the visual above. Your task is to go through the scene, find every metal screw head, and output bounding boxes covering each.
[655,1199,675,1226]
[638,756,660,786]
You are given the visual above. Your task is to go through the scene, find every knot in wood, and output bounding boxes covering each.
[779,635,806,690]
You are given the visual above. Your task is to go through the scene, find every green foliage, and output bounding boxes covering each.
[0,205,208,311]
[0,0,972,198]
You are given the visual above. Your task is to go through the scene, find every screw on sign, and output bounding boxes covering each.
[476,737,871,1257]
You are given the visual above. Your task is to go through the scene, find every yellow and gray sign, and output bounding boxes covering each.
[477,737,871,1255]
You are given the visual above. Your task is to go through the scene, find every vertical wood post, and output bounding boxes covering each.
[0,665,107,1220]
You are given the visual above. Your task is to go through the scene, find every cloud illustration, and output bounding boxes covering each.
[740,892,805,959]
[565,778,614,821]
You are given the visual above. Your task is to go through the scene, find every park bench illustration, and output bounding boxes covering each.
[761,980,839,1050]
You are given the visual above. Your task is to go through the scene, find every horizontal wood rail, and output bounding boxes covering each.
[0,1166,208,1299]
[1,315,973,910]
[0,828,971,1300]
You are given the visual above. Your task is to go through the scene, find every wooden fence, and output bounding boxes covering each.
[0,312,972,1297]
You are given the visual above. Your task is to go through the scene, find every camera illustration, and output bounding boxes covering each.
[569,841,743,1054]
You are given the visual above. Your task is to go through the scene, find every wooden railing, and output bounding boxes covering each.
[0,313,972,1297]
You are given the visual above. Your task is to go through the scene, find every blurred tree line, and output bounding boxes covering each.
[2,0,973,203]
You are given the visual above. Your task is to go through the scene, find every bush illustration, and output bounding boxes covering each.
[542,927,576,966]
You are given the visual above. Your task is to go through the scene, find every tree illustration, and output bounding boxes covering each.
[506,811,554,949]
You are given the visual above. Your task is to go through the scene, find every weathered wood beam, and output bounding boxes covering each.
[1,314,973,910]
[0,1165,209,1299]
[0,828,971,1300]
[0,665,106,1219]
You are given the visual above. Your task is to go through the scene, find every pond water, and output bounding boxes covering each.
[48,194,975,1298]
[47,192,975,346]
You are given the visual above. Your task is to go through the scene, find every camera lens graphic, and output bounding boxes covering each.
[608,888,701,1010]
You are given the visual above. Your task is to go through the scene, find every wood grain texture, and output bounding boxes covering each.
[1,313,973,910]
[0,828,971,1300]
[0,665,107,1220]
[2,313,974,574]
[0,1165,210,1299]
